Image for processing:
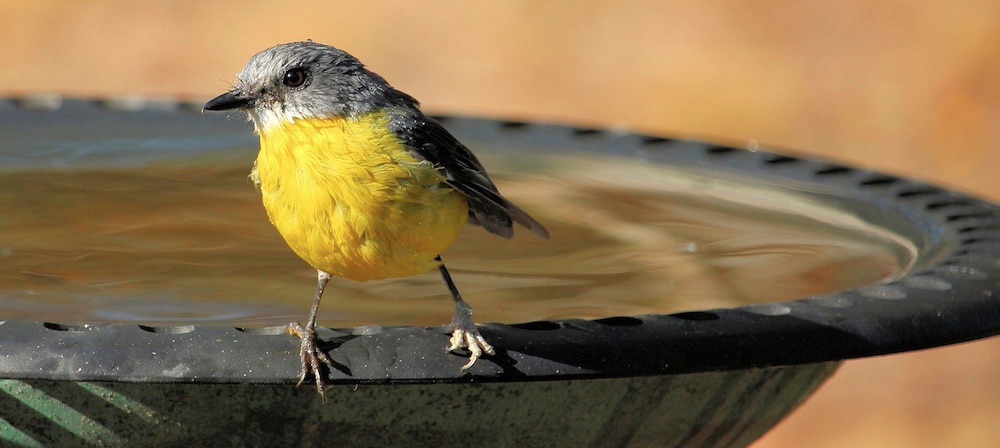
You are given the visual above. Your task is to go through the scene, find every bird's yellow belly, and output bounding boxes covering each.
[255,114,469,281]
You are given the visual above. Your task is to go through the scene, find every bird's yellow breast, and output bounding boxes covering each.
[255,112,469,281]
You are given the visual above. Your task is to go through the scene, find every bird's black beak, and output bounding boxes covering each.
[203,89,257,112]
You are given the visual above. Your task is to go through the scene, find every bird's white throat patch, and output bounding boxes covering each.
[248,104,316,134]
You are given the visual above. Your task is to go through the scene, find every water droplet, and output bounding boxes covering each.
[744,303,791,316]
[678,241,699,253]
[858,285,907,300]
[903,276,952,291]
[351,325,383,336]
[941,265,988,280]
[812,296,854,308]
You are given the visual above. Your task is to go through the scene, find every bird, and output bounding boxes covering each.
[203,41,549,401]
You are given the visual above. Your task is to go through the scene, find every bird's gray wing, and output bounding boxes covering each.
[390,113,549,240]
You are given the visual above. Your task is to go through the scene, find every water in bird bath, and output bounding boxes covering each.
[0,132,915,328]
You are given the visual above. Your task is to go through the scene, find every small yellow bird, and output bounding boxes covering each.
[204,41,549,400]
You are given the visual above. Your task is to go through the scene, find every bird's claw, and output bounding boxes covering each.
[287,322,335,403]
[447,327,495,370]
[447,302,495,370]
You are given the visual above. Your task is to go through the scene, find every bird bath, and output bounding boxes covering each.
[1,97,999,447]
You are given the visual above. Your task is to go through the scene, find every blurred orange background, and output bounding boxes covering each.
[3,2,1000,446]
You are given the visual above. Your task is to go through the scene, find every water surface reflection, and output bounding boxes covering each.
[0,147,914,327]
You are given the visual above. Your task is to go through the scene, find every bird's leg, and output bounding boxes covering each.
[286,269,336,403]
[437,255,495,370]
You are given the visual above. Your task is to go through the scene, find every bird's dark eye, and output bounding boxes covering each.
[283,68,307,87]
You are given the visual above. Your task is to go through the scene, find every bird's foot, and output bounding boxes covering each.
[447,301,495,370]
[286,321,335,403]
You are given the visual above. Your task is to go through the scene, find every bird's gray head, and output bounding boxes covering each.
[204,41,417,132]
